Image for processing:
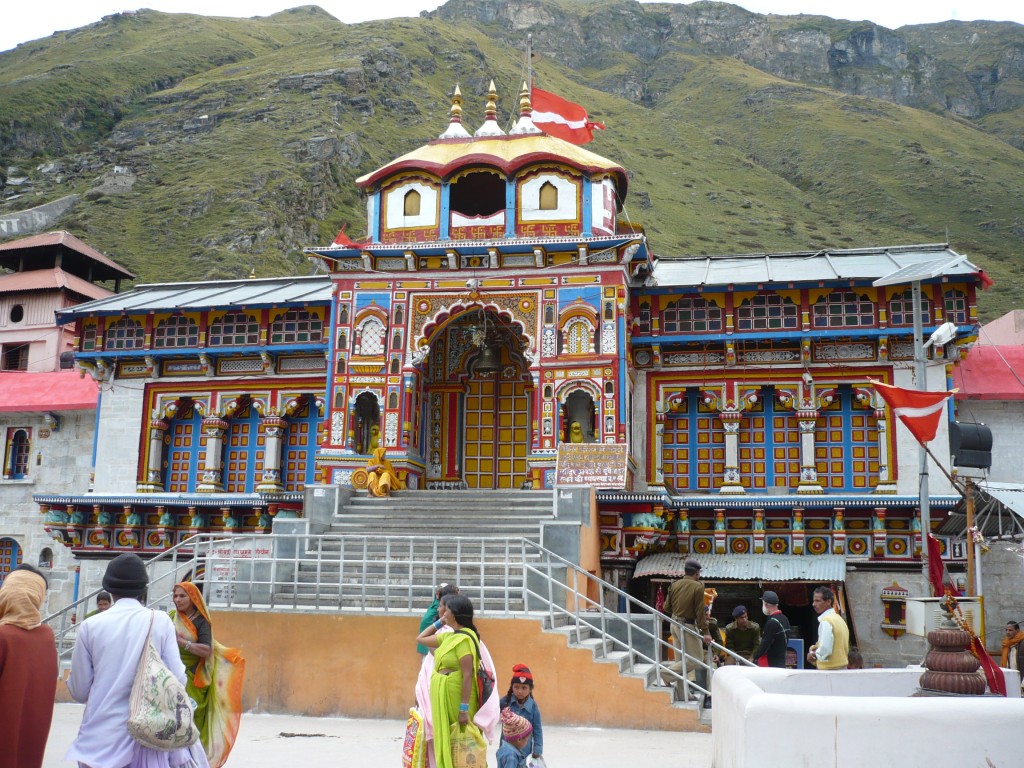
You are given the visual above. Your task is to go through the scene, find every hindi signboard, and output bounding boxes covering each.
[555,443,628,489]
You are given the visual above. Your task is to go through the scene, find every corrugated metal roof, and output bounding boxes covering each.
[0,230,135,279]
[633,553,846,581]
[649,244,983,290]
[0,267,114,301]
[55,275,332,322]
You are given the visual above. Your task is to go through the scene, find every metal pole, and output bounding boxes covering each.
[965,477,976,594]
[527,34,533,94]
[912,280,930,580]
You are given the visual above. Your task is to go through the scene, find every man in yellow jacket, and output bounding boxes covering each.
[807,586,849,670]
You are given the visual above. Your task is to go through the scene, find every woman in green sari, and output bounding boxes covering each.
[171,582,245,768]
[416,594,482,768]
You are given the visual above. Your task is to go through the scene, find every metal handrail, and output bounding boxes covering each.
[44,530,753,704]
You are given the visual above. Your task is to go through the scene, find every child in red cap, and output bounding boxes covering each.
[498,664,543,761]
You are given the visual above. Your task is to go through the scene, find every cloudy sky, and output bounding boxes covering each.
[3,1,1023,54]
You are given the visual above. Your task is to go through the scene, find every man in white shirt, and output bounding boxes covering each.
[807,585,850,670]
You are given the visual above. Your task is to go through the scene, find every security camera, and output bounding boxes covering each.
[801,372,814,386]
[924,322,958,349]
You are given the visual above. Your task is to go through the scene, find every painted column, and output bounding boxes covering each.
[196,417,228,493]
[796,410,823,494]
[719,412,744,494]
[138,418,169,493]
[873,402,898,494]
[255,416,287,493]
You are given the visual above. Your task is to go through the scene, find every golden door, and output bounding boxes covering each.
[462,377,529,489]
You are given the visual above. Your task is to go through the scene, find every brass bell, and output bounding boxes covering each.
[474,344,502,373]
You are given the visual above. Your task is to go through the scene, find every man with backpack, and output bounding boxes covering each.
[751,590,791,668]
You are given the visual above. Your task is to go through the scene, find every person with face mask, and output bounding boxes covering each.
[750,591,791,668]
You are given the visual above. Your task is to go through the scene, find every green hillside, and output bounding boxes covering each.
[1,3,1022,319]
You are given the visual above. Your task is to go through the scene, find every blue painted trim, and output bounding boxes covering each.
[370,191,382,243]
[440,182,451,241]
[167,409,203,493]
[307,234,643,259]
[581,175,593,237]
[505,178,517,238]
[224,406,262,493]
[32,493,303,506]
[631,324,975,346]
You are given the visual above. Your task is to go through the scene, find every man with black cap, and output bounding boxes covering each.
[662,559,711,696]
[751,590,791,668]
[67,554,200,768]
[723,605,761,663]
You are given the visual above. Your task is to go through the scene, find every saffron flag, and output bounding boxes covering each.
[332,224,359,248]
[531,87,605,145]
[870,380,953,445]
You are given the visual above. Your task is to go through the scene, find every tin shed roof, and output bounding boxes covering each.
[633,553,847,581]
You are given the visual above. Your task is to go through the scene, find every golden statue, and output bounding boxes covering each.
[351,444,404,497]
[367,424,380,452]
[569,421,585,444]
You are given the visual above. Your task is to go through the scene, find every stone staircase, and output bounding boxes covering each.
[273,489,557,612]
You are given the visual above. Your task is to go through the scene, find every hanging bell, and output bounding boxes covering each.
[474,343,502,373]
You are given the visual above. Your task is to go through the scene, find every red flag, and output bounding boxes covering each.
[531,87,605,145]
[332,224,359,248]
[870,380,953,444]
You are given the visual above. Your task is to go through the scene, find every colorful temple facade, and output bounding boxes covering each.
[36,83,991,655]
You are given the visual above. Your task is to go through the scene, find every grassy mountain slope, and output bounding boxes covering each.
[0,3,1022,319]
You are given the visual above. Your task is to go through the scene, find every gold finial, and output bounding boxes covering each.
[249,266,256,279]
[451,84,464,123]
[518,81,531,117]
[484,79,498,123]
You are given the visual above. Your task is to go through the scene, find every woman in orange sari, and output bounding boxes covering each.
[171,582,245,768]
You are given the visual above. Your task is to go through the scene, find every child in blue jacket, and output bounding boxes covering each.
[497,708,533,768]
[498,663,544,760]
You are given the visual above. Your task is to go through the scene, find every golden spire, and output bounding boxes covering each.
[439,83,471,139]
[509,80,542,136]
[474,79,505,137]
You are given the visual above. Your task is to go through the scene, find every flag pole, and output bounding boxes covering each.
[912,279,930,580]
[527,33,533,94]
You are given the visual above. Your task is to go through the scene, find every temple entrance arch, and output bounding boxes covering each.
[419,305,533,489]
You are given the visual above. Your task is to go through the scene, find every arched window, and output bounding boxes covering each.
[404,189,421,217]
[539,181,558,211]
[38,547,53,569]
[271,308,323,344]
[357,318,386,356]
[208,311,259,346]
[888,289,931,327]
[812,290,876,328]
[105,317,144,350]
[153,315,199,348]
[4,429,30,479]
[736,295,798,331]
[944,289,968,325]
[564,318,594,355]
[663,297,723,333]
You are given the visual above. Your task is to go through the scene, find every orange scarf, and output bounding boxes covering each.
[1001,629,1024,666]
[174,581,212,687]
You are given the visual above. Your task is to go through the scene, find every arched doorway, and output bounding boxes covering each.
[462,335,531,488]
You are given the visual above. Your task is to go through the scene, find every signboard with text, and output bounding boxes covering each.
[554,443,628,489]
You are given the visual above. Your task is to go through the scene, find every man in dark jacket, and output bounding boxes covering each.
[751,590,791,668]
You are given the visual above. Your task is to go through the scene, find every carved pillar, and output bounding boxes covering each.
[676,508,690,554]
[653,402,666,487]
[832,509,847,554]
[872,508,888,557]
[719,412,744,494]
[255,416,287,493]
[796,410,823,494]
[138,418,169,493]
[196,417,229,492]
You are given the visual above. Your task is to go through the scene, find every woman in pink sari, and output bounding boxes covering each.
[170,582,245,768]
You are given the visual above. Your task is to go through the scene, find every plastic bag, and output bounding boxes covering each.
[527,757,549,768]
[449,721,487,768]
[402,707,426,768]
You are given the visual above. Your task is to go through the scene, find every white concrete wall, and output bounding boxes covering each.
[955,400,1024,484]
[978,546,1024,651]
[91,380,146,493]
[712,666,1022,768]
[0,410,95,610]
[845,569,928,666]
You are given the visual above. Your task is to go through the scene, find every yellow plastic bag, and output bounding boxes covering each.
[449,721,487,768]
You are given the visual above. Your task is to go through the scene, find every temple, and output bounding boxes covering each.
[32,82,991,660]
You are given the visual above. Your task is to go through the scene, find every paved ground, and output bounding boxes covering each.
[45,703,712,767]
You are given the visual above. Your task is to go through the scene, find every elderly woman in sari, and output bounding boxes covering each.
[416,594,496,768]
[171,582,246,768]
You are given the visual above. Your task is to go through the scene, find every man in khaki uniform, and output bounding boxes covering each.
[662,559,712,698]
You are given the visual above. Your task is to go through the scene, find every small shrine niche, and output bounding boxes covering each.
[353,392,381,454]
[563,390,596,443]
[880,581,909,639]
